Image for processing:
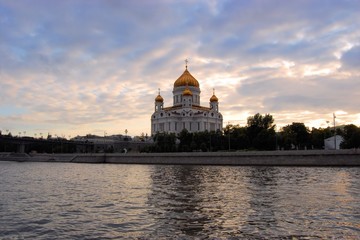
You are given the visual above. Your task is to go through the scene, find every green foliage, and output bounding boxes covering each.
[149,115,360,152]
[246,113,276,150]
[152,132,177,152]
[178,129,192,151]
[224,124,250,150]
[247,113,275,130]
[310,127,325,149]
[280,122,310,150]
[341,124,360,149]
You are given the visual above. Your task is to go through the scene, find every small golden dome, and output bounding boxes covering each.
[182,87,193,96]
[210,88,218,102]
[174,68,200,88]
[155,94,164,102]
[210,94,218,102]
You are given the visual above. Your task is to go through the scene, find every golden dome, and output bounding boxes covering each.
[210,94,218,102]
[155,94,164,102]
[182,87,193,96]
[174,68,200,88]
[210,89,218,102]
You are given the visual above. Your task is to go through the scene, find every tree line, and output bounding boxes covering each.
[146,113,360,152]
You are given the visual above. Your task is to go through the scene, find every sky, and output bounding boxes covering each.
[0,0,359,138]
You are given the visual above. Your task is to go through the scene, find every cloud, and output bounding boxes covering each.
[341,45,360,71]
[0,0,360,136]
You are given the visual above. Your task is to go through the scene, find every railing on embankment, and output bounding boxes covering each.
[0,150,359,166]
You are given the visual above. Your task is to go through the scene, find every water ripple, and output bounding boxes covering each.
[0,162,359,239]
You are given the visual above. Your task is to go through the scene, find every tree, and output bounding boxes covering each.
[152,132,177,152]
[341,124,360,149]
[193,131,211,151]
[280,122,310,150]
[178,129,193,152]
[310,127,325,149]
[246,113,276,150]
[223,124,249,150]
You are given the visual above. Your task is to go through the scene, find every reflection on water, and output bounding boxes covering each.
[0,161,359,239]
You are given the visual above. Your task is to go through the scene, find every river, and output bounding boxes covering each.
[0,161,359,239]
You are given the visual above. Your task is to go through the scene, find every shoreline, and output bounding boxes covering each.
[1,149,359,166]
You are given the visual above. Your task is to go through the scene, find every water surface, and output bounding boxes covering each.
[0,161,359,239]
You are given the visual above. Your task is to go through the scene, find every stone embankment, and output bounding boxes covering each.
[0,150,359,166]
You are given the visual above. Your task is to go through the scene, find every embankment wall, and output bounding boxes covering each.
[0,150,359,166]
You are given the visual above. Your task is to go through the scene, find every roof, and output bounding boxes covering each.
[174,68,200,88]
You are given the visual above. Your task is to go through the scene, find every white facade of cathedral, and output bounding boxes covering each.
[151,66,223,135]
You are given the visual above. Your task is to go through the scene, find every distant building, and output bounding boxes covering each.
[324,135,344,150]
[72,134,151,153]
[151,64,223,135]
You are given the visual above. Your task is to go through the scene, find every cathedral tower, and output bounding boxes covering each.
[151,62,223,135]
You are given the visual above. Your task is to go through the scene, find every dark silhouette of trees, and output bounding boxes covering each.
[223,124,249,150]
[279,122,310,150]
[341,124,360,149]
[246,113,276,150]
[149,114,360,152]
[152,132,177,152]
[178,129,193,152]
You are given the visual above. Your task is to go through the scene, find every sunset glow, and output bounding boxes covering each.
[0,0,359,137]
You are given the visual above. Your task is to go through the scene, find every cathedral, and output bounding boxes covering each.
[151,63,223,135]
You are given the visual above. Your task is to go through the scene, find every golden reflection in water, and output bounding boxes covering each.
[332,170,353,202]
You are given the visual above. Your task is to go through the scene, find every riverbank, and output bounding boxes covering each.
[0,149,359,166]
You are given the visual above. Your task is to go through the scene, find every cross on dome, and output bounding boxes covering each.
[174,61,199,88]
[155,88,164,102]
[210,88,218,102]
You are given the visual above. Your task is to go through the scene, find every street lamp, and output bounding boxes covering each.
[227,122,232,151]
[333,113,337,150]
